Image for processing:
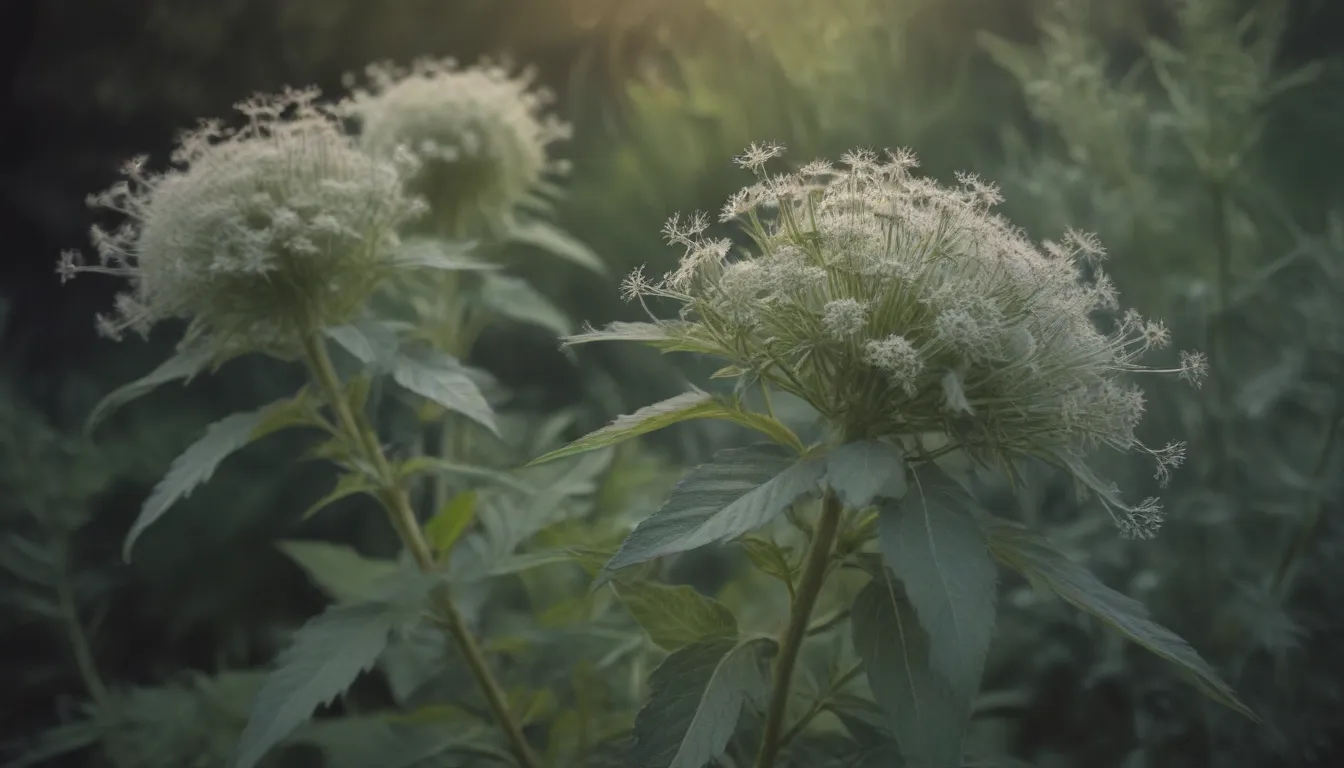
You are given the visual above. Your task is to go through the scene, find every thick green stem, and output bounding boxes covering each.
[56,551,108,706]
[300,332,540,768]
[754,490,845,768]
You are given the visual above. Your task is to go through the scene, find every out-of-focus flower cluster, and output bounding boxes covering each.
[618,143,1206,538]
[57,87,426,358]
[339,57,572,239]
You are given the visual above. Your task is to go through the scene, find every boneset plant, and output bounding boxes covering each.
[531,144,1252,768]
[54,80,589,768]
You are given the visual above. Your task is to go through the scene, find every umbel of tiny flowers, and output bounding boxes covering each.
[338,57,573,240]
[57,87,427,360]
[606,143,1209,539]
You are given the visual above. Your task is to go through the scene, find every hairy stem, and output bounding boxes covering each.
[300,331,540,768]
[754,490,845,768]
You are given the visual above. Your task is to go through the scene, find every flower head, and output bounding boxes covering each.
[339,58,571,238]
[60,87,425,358]
[612,145,1203,537]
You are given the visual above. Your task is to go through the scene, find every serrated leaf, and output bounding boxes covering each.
[824,441,908,509]
[232,596,427,768]
[123,401,288,562]
[879,464,997,703]
[509,218,607,275]
[613,579,738,651]
[301,471,379,520]
[392,237,492,272]
[562,321,721,356]
[85,342,215,433]
[983,518,1257,721]
[479,272,572,337]
[396,455,533,494]
[326,320,402,370]
[529,390,719,465]
[852,576,970,768]
[276,541,401,603]
[601,444,825,578]
[425,491,477,557]
[630,637,774,768]
[390,349,499,437]
[738,536,797,592]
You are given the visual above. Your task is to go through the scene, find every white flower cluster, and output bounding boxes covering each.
[622,144,1206,538]
[58,87,425,357]
[339,58,572,238]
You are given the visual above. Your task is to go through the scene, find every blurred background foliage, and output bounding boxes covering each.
[2,0,1343,766]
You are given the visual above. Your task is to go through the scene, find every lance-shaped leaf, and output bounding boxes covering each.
[530,390,803,467]
[85,342,215,433]
[879,464,997,704]
[852,576,970,768]
[508,218,607,275]
[824,440,908,510]
[301,472,379,520]
[391,237,492,272]
[982,518,1257,721]
[232,577,435,768]
[123,397,306,561]
[276,541,401,604]
[601,444,825,578]
[326,320,402,370]
[629,637,774,768]
[479,272,572,338]
[396,455,533,494]
[562,321,726,356]
[613,579,738,652]
[390,348,499,437]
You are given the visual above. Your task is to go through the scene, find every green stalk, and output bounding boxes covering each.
[56,546,108,706]
[754,490,845,768]
[300,331,540,768]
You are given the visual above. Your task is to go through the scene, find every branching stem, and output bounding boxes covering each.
[300,331,540,768]
[754,489,845,768]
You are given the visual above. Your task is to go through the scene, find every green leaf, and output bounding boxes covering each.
[123,400,290,562]
[983,518,1257,721]
[326,320,401,370]
[424,491,477,557]
[879,464,997,703]
[562,320,721,356]
[629,637,774,768]
[276,541,401,603]
[824,440,908,509]
[85,342,215,433]
[613,579,738,651]
[852,576,971,768]
[232,592,430,768]
[293,714,500,768]
[392,237,493,272]
[390,349,499,437]
[738,536,797,593]
[601,444,825,578]
[301,471,379,520]
[508,218,607,275]
[479,272,572,337]
[396,455,533,494]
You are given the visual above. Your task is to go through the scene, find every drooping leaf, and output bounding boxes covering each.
[276,541,401,603]
[879,464,997,703]
[613,579,738,651]
[824,440,908,509]
[424,490,478,557]
[85,342,215,433]
[629,637,774,768]
[851,576,971,768]
[983,518,1257,721]
[479,272,572,337]
[123,400,293,561]
[601,444,825,578]
[390,349,499,437]
[232,592,430,768]
[508,218,608,275]
[301,471,380,520]
[392,237,492,272]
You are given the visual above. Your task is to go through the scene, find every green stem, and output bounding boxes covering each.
[299,331,540,768]
[1270,408,1342,597]
[776,660,864,751]
[754,490,845,768]
[56,548,108,706]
